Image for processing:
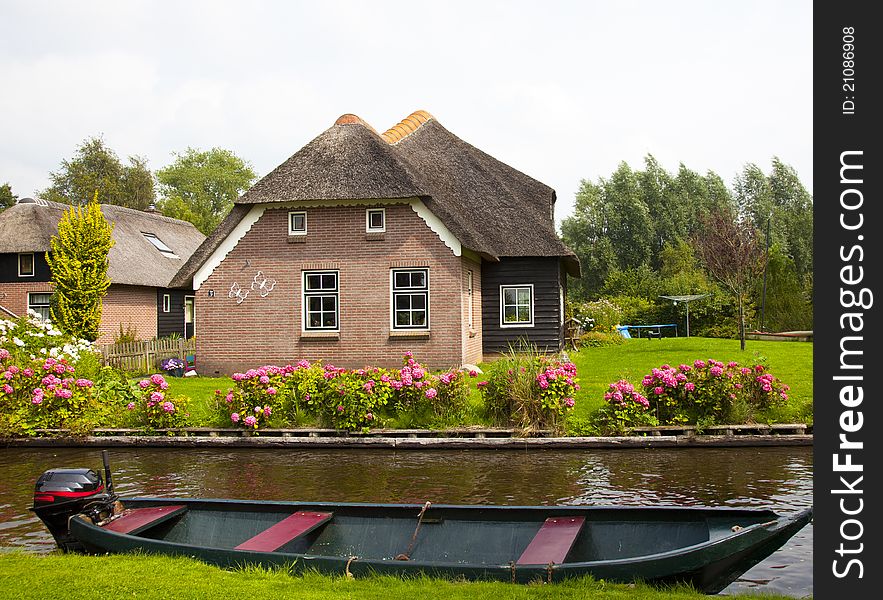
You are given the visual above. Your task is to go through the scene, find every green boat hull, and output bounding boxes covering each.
[66,498,812,594]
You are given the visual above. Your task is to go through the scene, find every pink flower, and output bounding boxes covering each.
[685,382,695,392]
[230,413,240,423]
[425,388,438,399]
[126,402,135,410]
[653,386,664,395]
[266,387,277,395]
[259,375,270,384]
[75,379,93,388]
[244,415,257,427]
[32,396,43,405]
[150,391,164,403]
[2,384,12,394]
[337,405,345,412]
[23,368,33,377]
[468,370,478,377]
[162,401,175,413]
[564,397,575,408]
[263,406,272,417]
[138,379,151,389]
[365,412,374,421]
[150,374,166,386]
[54,388,72,399]
[710,366,723,377]
[476,381,488,388]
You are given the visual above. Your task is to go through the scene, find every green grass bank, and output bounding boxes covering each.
[0,552,802,600]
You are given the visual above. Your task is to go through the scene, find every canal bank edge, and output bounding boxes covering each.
[2,425,812,449]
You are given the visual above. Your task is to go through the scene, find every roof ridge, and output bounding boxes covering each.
[381,110,434,144]
[334,113,380,135]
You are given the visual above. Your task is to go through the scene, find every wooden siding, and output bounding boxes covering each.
[157,288,188,338]
[481,257,564,354]
[0,252,51,283]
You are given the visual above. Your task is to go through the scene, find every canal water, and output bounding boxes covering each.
[0,446,812,596]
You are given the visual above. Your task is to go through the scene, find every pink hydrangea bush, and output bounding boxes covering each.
[479,346,579,433]
[591,379,658,434]
[640,359,791,425]
[0,352,106,435]
[128,373,191,431]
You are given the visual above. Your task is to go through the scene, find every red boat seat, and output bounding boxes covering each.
[102,505,188,535]
[516,516,585,565]
[235,511,333,552]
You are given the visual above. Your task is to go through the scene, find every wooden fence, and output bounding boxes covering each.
[99,338,195,373]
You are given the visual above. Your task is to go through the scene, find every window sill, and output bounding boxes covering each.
[288,235,307,243]
[300,331,339,341]
[389,330,430,339]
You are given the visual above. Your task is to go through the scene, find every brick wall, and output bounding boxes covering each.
[0,281,53,318]
[195,204,468,374]
[98,284,158,344]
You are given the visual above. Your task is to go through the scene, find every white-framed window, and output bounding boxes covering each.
[28,292,51,321]
[162,294,171,313]
[391,268,429,330]
[303,270,338,331]
[289,211,307,235]
[500,284,534,327]
[142,232,178,257]
[366,208,386,233]
[18,253,35,277]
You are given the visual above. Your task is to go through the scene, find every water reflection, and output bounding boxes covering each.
[0,446,812,596]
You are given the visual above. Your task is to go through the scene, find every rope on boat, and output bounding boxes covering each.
[394,501,432,561]
[345,555,358,578]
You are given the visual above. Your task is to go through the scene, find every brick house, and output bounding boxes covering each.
[0,198,205,343]
[171,111,579,374]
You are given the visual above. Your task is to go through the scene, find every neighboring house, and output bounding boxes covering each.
[0,198,205,343]
[171,110,579,374]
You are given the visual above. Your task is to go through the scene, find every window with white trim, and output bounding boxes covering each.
[28,292,51,321]
[289,211,307,235]
[500,285,534,327]
[18,253,34,277]
[162,294,171,313]
[303,271,338,330]
[366,208,385,232]
[391,269,429,329]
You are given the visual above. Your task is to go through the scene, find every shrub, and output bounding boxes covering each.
[126,374,191,431]
[576,298,623,332]
[0,353,110,435]
[578,330,626,348]
[0,312,97,364]
[590,379,658,435]
[480,344,578,434]
[641,359,790,425]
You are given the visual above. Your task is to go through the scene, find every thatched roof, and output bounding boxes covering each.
[172,110,579,287]
[0,199,205,288]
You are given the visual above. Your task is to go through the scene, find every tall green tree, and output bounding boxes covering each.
[156,147,257,235]
[41,136,156,209]
[0,182,16,212]
[46,192,115,341]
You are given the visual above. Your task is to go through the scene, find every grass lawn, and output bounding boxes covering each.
[0,552,799,600]
[149,337,813,430]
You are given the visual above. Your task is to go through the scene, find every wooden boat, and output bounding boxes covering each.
[31,453,812,594]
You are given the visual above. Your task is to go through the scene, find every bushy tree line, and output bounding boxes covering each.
[28,136,257,235]
[561,156,813,336]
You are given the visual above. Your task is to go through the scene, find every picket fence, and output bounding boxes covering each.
[99,338,195,373]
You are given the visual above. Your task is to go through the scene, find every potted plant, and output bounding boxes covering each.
[161,357,185,377]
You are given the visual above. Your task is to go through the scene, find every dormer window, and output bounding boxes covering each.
[289,211,307,235]
[366,208,385,233]
[18,253,35,277]
[142,232,178,258]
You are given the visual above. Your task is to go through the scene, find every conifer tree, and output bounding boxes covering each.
[46,191,115,341]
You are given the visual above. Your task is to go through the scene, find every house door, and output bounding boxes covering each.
[184,296,195,339]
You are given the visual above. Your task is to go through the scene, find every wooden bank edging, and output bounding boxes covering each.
[2,430,812,450]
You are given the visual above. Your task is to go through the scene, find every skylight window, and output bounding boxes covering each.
[142,232,178,257]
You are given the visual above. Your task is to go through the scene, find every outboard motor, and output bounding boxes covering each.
[31,452,118,552]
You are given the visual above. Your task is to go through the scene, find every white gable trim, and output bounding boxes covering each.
[193,205,265,290]
[410,198,461,256]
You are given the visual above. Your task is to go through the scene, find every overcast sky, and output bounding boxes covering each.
[1,1,812,226]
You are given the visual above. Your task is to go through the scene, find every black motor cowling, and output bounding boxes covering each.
[31,468,109,552]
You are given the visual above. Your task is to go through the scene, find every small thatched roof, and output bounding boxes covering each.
[172,110,579,287]
[0,199,205,288]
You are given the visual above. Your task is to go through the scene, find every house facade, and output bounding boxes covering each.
[171,111,579,374]
[0,198,205,343]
